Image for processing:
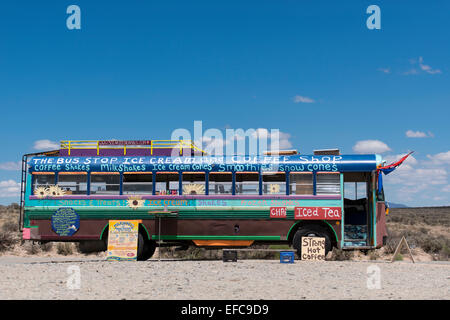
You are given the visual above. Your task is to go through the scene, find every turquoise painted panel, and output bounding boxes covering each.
[26,198,342,208]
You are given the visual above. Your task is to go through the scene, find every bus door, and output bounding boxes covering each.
[343,172,372,248]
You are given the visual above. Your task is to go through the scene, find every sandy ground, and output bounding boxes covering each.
[0,256,448,300]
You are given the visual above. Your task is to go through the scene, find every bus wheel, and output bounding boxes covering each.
[292,224,332,259]
[137,233,156,261]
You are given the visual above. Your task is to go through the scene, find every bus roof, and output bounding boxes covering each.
[28,154,382,173]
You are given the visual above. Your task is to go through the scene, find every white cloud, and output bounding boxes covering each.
[33,139,59,150]
[352,140,391,154]
[405,130,433,138]
[251,129,293,150]
[252,128,271,140]
[381,151,450,206]
[0,161,21,171]
[383,152,446,186]
[402,69,418,75]
[272,132,293,150]
[383,153,418,170]
[404,57,442,75]
[0,180,21,198]
[426,151,450,164]
[378,67,391,74]
[195,128,293,155]
[386,167,447,188]
[418,56,442,74]
[293,95,315,103]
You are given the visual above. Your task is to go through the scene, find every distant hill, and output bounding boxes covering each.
[387,202,409,208]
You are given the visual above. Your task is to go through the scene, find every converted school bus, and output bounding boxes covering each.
[20,139,389,260]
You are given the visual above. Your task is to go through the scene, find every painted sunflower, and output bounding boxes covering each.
[269,184,280,194]
[48,185,65,197]
[127,196,145,210]
[183,183,205,195]
[34,186,49,199]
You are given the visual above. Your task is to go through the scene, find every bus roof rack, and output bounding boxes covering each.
[313,149,340,155]
[59,140,206,157]
[264,150,298,156]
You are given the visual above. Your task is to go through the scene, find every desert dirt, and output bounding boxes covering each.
[0,205,449,300]
[0,256,448,300]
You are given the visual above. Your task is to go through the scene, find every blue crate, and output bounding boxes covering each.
[280,251,295,263]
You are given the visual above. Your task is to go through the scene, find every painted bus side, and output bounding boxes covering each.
[22,154,388,254]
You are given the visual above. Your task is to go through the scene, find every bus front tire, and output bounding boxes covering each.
[292,225,332,259]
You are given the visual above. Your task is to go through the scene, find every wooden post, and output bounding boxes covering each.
[391,236,415,263]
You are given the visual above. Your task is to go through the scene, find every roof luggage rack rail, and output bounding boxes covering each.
[59,140,206,156]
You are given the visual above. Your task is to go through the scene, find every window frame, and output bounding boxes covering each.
[90,172,121,195]
[315,171,341,195]
[182,172,206,195]
[289,172,314,196]
[154,172,180,195]
[122,172,153,195]
[31,172,56,195]
[261,171,287,195]
[208,172,233,195]
[235,171,260,195]
[57,172,88,195]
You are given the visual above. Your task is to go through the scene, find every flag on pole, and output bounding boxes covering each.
[377,151,414,193]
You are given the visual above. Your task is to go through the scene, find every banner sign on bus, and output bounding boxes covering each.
[294,207,342,220]
[29,155,378,173]
[270,207,287,218]
[98,140,151,146]
[106,220,140,261]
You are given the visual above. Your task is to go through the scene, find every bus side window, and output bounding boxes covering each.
[32,173,55,194]
[235,172,259,195]
[289,173,313,195]
[209,173,232,194]
[155,172,179,195]
[344,182,367,200]
[262,172,286,195]
[58,173,88,195]
[90,173,120,195]
[182,172,205,195]
[316,172,340,195]
[123,173,153,195]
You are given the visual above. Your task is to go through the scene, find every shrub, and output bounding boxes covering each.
[25,242,41,255]
[1,220,18,233]
[57,243,74,255]
[328,248,353,261]
[438,245,450,261]
[369,250,380,260]
[394,253,403,261]
[421,238,443,254]
[159,244,281,260]
[0,231,18,252]
[40,242,53,252]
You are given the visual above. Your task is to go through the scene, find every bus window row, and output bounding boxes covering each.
[32,171,341,196]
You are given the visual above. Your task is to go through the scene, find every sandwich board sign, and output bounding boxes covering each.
[301,237,326,261]
[106,220,141,261]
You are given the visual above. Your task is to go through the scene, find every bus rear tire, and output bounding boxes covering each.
[292,224,332,259]
[137,233,156,261]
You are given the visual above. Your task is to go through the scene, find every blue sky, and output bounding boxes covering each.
[0,1,449,206]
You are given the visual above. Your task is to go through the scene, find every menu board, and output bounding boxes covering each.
[301,237,326,261]
[106,220,140,261]
[51,207,80,236]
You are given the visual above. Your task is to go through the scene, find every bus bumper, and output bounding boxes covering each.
[22,227,40,240]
